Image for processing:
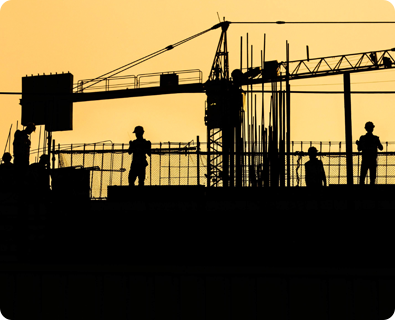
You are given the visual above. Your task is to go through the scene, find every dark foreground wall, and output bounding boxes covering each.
[0,185,394,319]
[0,267,394,320]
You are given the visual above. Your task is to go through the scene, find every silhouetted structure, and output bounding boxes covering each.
[128,126,151,186]
[356,121,383,185]
[304,147,326,187]
[12,122,36,168]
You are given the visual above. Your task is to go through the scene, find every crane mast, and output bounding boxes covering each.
[19,21,395,187]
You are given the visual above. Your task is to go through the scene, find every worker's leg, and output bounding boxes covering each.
[137,167,146,186]
[360,162,368,185]
[128,165,138,186]
[370,163,377,185]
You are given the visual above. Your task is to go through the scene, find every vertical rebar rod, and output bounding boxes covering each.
[169,141,171,186]
[37,125,41,162]
[159,142,162,186]
[286,40,291,187]
[110,143,114,186]
[58,143,60,168]
[240,36,243,71]
[100,144,105,198]
[70,144,73,167]
[197,136,200,186]
[43,130,46,156]
[344,72,353,185]
[328,142,331,186]
[292,141,294,186]
[251,44,254,160]
[262,33,266,130]
[301,141,303,186]
[386,141,388,184]
[149,144,152,186]
[83,144,86,168]
[246,33,250,157]
[254,94,257,156]
[338,142,341,184]
[187,143,190,186]
[179,142,181,186]
[91,143,96,197]
[51,140,55,188]
[121,143,124,185]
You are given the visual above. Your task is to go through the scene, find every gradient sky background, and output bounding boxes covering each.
[1,0,395,156]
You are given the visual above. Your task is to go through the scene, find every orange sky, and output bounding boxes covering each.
[1,0,395,155]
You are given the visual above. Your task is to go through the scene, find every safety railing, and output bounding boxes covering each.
[50,140,395,199]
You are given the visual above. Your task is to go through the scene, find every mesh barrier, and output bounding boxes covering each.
[56,142,207,199]
[54,141,395,199]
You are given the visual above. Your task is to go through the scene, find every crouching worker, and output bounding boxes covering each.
[305,147,327,187]
[28,154,51,199]
[128,126,151,186]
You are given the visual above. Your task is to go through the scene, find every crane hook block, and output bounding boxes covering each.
[166,45,174,50]
[276,21,286,24]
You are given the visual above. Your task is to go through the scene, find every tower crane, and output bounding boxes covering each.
[20,21,395,187]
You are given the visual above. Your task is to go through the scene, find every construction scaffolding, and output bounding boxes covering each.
[52,140,395,199]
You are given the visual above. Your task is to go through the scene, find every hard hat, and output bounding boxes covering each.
[365,121,375,129]
[133,126,144,134]
[26,122,36,132]
[308,146,318,155]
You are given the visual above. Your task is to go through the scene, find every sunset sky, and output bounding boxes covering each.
[1,0,395,155]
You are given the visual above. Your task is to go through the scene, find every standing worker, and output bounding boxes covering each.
[13,122,36,168]
[0,153,15,192]
[128,126,151,186]
[305,146,327,187]
[356,121,383,185]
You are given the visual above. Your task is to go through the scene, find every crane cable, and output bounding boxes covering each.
[231,21,395,24]
[76,24,221,92]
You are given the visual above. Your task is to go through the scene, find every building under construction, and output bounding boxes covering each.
[1,21,395,320]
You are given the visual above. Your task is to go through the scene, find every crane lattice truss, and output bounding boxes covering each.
[247,48,395,85]
[68,27,395,187]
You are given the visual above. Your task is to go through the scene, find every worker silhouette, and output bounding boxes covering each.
[356,121,383,185]
[128,126,151,186]
[13,122,36,168]
[1,152,13,166]
[304,147,327,187]
[29,154,51,196]
[0,153,15,192]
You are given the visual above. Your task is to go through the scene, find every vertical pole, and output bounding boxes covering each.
[70,143,73,167]
[82,143,86,168]
[160,142,162,186]
[47,131,52,170]
[197,136,200,186]
[121,144,124,186]
[286,41,291,187]
[168,141,171,186]
[179,142,181,186]
[344,72,353,186]
[52,139,55,170]
[91,143,96,197]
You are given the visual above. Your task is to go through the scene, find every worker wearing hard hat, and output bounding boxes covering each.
[13,122,36,168]
[128,126,151,186]
[304,146,327,187]
[0,152,15,192]
[356,121,383,185]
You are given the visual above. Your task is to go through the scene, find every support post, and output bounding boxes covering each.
[197,135,200,186]
[344,72,353,186]
[286,41,291,187]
